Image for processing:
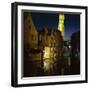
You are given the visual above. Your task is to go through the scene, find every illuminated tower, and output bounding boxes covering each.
[58,13,65,38]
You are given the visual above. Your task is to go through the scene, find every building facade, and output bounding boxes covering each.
[24,14,64,76]
[24,14,38,49]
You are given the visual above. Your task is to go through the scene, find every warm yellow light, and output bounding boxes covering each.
[43,47,55,71]
[44,52,48,58]
[59,14,65,20]
[44,60,50,71]
[58,14,65,38]
[43,47,50,59]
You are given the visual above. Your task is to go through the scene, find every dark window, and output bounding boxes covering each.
[31,35,34,40]
[28,25,31,29]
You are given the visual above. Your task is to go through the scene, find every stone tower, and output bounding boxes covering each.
[58,13,65,38]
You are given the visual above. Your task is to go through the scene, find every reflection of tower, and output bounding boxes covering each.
[58,14,65,38]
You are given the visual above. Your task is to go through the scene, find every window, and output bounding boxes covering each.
[28,25,31,30]
[31,34,34,40]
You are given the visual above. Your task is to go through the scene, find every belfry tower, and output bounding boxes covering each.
[58,13,65,38]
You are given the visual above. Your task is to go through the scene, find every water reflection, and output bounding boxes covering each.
[43,47,55,73]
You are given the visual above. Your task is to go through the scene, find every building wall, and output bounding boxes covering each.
[38,28,63,73]
[70,31,80,74]
[24,15,38,49]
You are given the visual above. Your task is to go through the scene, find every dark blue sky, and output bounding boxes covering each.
[31,13,59,30]
[25,12,80,40]
[64,14,80,40]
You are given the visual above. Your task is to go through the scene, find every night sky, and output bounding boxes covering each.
[64,14,80,40]
[25,12,80,40]
[31,13,59,30]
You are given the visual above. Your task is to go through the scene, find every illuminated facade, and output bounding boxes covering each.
[24,14,64,76]
[38,28,63,73]
[58,14,65,38]
[24,14,38,49]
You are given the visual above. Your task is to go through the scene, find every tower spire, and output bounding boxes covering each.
[58,13,65,38]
